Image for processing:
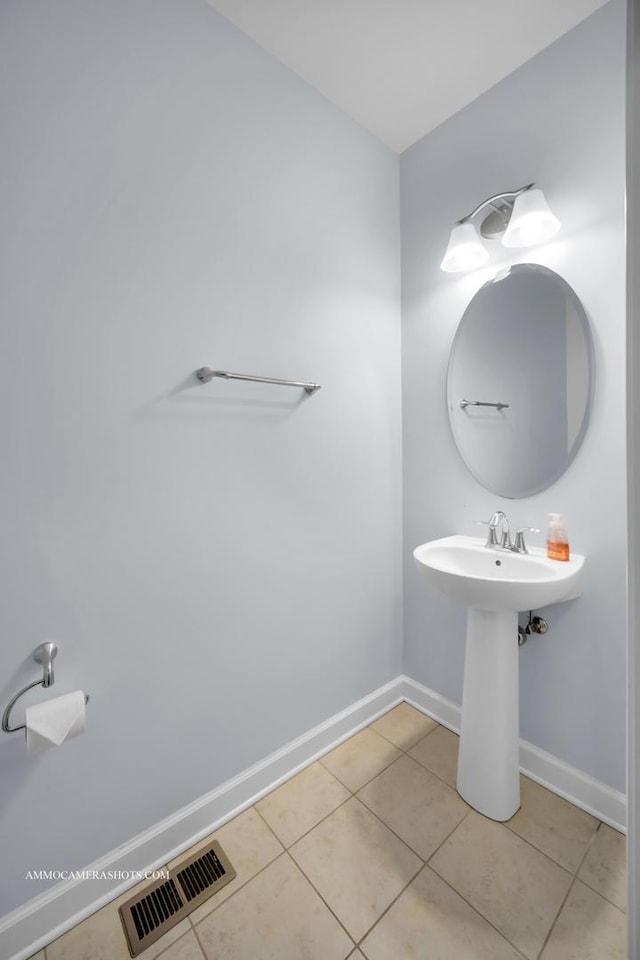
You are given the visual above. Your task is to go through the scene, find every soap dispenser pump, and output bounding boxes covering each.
[546,513,570,561]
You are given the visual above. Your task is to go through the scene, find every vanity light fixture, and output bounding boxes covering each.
[440,222,490,273]
[440,183,561,273]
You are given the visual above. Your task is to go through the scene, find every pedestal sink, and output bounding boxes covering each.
[413,535,585,821]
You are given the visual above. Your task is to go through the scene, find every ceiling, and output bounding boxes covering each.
[205,0,610,152]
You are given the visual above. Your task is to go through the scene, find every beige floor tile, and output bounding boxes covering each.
[506,776,599,873]
[177,807,284,925]
[430,811,572,960]
[155,931,205,959]
[540,880,627,960]
[349,952,366,959]
[370,703,437,750]
[256,761,350,847]
[357,755,468,859]
[408,725,459,788]
[578,823,627,910]
[46,893,190,960]
[290,796,422,941]
[360,866,524,960]
[194,853,353,960]
[320,728,401,792]
[26,953,44,960]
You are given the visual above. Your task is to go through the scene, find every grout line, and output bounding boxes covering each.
[425,821,539,959]
[255,713,459,857]
[401,722,467,793]
[355,777,470,867]
[277,789,426,949]
[282,850,357,951]
[252,716,476,948]
[439,770,605,881]
[325,795,514,949]
[401,721,442,752]
[574,879,628,915]
[424,808,473,865]
[170,720,445,950]
[349,791,433,862]
[152,926,203,960]
[501,787,601,873]
[561,821,628,914]
[405,739,618,904]
[252,801,299,846]
[319,753,400,794]
[187,840,285,929]
[426,814,565,960]
[322,708,450,796]
[352,862,425,948]
[375,734,458,789]
[191,912,209,960]
[533,818,605,960]
[250,753,436,948]
[421,865,530,960]
[534,875,578,960]
[368,707,440,753]
[499,816,589,877]
[372,728,438,753]
[254,791,355,851]
[406,750,461,794]
[188,848,289,929]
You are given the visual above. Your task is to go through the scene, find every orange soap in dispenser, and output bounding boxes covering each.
[547,513,570,561]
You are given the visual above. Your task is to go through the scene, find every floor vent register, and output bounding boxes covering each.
[119,841,236,956]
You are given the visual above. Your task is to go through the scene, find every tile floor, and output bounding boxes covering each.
[33,703,627,960]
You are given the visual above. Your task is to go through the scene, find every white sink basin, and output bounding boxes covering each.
[413,535,585,612]
[413,533,585,822]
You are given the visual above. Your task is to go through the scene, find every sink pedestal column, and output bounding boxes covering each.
[457,608,520,821]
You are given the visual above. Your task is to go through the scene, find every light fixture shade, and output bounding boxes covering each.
[501,187,560,248]
[440,222,490,273]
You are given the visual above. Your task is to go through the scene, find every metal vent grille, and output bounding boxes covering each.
[119,841,236,957]
[128,879,184,941]
[176,846,228,902]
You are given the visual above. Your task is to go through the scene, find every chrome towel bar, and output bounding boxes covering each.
[196,367,321,395]
[459,399,510,411]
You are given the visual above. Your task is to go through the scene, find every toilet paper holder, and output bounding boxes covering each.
[1,643,89,734]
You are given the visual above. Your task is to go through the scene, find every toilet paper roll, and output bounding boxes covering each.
[25,690,87,757]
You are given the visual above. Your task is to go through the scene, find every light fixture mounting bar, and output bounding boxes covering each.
[458,183,535,225]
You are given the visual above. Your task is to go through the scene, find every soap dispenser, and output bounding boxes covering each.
[546,513,570,561]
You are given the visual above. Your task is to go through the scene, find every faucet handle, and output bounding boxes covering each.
[514,527,540,554]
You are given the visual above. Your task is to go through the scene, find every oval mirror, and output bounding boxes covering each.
[447,263,594,498]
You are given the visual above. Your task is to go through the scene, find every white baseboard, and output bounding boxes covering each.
[0,678,404,960]
[402,675,627,833]
[519,741,626,834]
[1,674,627,960]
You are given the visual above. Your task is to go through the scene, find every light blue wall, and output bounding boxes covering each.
[0,0,402,914]
[401,0,626,791]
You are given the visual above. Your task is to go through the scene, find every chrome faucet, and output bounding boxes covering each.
[475,510,510,548]
[476,512,539,553]
[489,510,510,549]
